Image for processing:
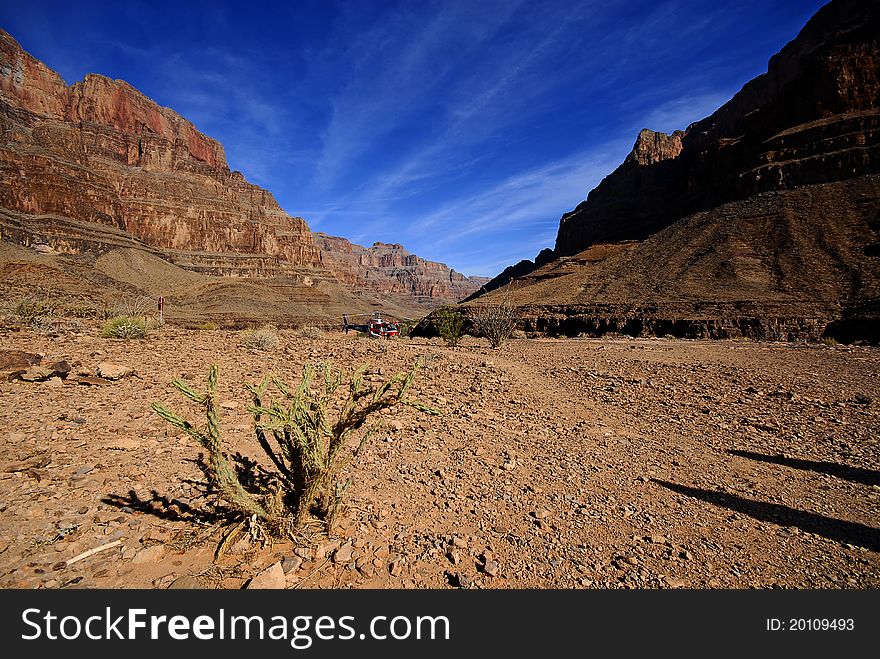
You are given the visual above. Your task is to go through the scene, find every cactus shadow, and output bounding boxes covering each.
[102,488,231,524]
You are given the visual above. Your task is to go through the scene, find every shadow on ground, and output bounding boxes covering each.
[728,449,880,486]
[652,479,880,552]
[102,489,228,524]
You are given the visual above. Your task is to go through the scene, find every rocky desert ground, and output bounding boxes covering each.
[1,322,878,590]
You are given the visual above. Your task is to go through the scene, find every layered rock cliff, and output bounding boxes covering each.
[555,0,880,257]
[462,0,880,342]
[0,29,324,279]
[314,233,489,304]
[0,29,484,307]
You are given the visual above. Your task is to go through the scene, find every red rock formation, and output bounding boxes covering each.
[314,233,489,305]
[1,29,323,278]
[0,29,485,305]
[555,0,880,257]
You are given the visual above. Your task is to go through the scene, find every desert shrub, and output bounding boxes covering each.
[436,306,466,347]
[197,321,219,331]
[55,298,101,318]
[240,326,280,351]
[510,329,527,339]
[295,326,324,339]
[152,360,438,538]
[101,316,148,339]
[100,294,153,321]
[471,287,519,348]
[820,336,838,346]
[13,295,56,325]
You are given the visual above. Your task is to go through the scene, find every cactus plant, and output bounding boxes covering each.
[152,358,436,536]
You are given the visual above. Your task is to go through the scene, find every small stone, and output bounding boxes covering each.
[446,550,460,565]
[96,362,133,380]
[680,550,693,561]
[482,559,499,577]
[647,534,667,544]
[315,540,340,560]
[131,545,165,564]
[152,573,177,589]
[389,559,404,577]
[665,576,686,588]
[451,536,467,549]
[294,547,312,559]
[333,542,354,564]
[21,366,53,382]
[168,575,202,589]
[46,376,63,387]
[281,556,303,574]
[447,571,470,588]
[247,562,285,589]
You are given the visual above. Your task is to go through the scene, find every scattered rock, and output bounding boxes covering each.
[282,556,303,574]
[152,574,177,589]
[0,350,41,370]
[446,571,470,588]
[96,362,133,380]
[315,540,340,560]
[20,366,53,382]
[131,545,166,564]
[168,575,203,589]
[333,542,354,564]
[247,562,285,589]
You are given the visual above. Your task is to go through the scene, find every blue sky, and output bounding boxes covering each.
[1,0,826,277]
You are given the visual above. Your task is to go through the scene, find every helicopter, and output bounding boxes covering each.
[342,312,408,338]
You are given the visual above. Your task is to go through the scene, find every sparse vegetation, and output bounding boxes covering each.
[471,286,520,348]
[197,321,219,331]
[104,294,152,320]
[295,326,324,339]
[240,326,281,351]
[510,329,527,339]
[12,295,56,326]
[101,316,149,339]
[151,360,438,539]
[436,306,466,347]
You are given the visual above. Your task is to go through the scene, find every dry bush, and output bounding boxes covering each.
[104,294,151,320]
[152,360,438,539]
[101,316,148,339]
[240,326,280,351]
[12,295,56,325]
[197,321,219,331]
[510,329,527,339]
[295,326,324,339]
[470,287,520,348]
[436,306,466,347]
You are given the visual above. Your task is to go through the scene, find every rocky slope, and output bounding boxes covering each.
[0,29,482,311]
[468,0,880,342]
[314,233,489,305]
